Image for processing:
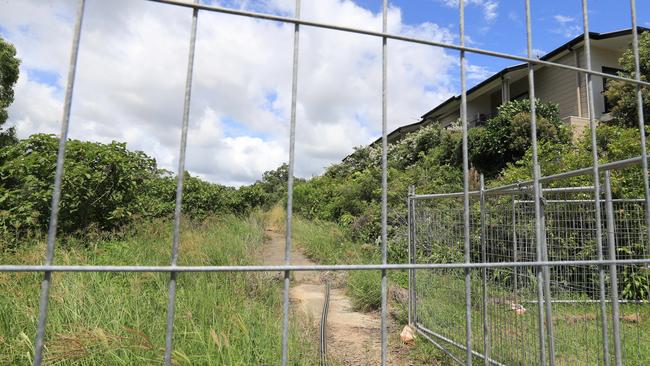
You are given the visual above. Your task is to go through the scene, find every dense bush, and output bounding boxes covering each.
[294,123,463,245]
[0,36,20,130]
[0,134,270,241]
[1,134,157,237]
[468,99,570,176]
[603,31,650,128]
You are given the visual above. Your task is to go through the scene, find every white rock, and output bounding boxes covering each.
[400,325,416,343]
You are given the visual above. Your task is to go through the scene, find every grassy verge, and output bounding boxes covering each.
[415,270,650,365]
[289,213,650,365]
[0,214,317,365]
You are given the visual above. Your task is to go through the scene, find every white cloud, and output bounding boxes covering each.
[521,48,546,59]
[440,0,499,22]
[466,64,493,80]
[552,14,582,38]
[3,0,455,186]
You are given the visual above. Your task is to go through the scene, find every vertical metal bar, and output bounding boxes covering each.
[380,0,389,364]
[411,188,418,326]
[512,195,518,293]
[479,175,490,366]
[32,1,86,364]
[604,172,623,366]
[282,1,301,364]
[524,2,548,364]
[628,0,650,257]
[580,2,611,364]
[163,3,198,365]
[526,0,555,365]
[407,186,413,326]
[459,1,472,364]
[537,173,556,365]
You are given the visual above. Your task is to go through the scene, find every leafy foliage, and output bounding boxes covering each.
[602,31,650,127]
[0,134,269,241]
[294,123,463,245]
[468,99,570,176]
[0,36,20,129]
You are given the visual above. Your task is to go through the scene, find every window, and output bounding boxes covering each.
[602,66,623,113]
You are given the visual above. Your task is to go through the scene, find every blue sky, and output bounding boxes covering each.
[380,0,650,89]
[2,0,648,185]
[369,1,648,49]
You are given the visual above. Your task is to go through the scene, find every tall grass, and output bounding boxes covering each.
[0,214,317,365]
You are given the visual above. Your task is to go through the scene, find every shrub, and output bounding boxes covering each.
[468,99,570,177]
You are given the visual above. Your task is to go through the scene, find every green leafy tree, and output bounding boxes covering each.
[0,36,20,144]
[0,134,158,237]
[468,99,570,177]
[603,31,650,127]
[0,134,265,242]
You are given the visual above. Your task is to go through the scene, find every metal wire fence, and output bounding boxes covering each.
[2,0,650,365]
[409,173,650,365]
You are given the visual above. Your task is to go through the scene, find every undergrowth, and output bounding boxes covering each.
[0,214,317,365]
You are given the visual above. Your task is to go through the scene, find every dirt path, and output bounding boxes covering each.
[262,228,409,365]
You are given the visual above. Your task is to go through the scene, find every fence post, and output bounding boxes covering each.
[407,185,414,326]
[537,168,556,365]
[480,175,490,365]
[580,1,612,364]
[524,0,548,362]
[604,172,623,366]
[512,194,518,293]
[459,1,473,363]
[33,1,86,364]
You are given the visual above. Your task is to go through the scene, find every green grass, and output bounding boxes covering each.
[289,213,650,365]
[415,270,650,365]
[0,214,318,365]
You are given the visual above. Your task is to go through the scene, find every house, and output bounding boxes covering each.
[381,27,648,145]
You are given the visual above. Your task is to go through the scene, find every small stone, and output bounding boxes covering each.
[511,303,526,315]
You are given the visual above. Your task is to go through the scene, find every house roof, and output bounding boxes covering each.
[369,27,648,146]
[420,27,649,121]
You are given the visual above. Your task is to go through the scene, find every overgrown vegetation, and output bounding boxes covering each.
[2,31,650,365]
[0,214,318,365]
[0,134,292,243]
[603,31,650,128]
[0,36,20,133]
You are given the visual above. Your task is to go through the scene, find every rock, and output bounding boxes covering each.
[510,302,526,315]
[400,325,416,344]
[390,285,409,304]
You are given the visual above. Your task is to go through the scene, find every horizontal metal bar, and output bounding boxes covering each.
[485,155,648,194]
[412,186,595,200]
[522,299,649,304]
[416,323,506,366]
[2,258,650,273]
[143,0,650,88]
[514,198,645,204]
[414,326,465,365]
[536,186,595,193]
[412,191,478,200]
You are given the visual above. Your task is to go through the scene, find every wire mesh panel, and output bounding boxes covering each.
[410,179,650,365]
[2,0,650,365]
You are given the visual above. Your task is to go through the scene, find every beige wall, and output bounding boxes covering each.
[425,41,626,131]
[590,45,624,117]
[534,51,581,120]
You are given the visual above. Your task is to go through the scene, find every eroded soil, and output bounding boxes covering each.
[262,228,409,365]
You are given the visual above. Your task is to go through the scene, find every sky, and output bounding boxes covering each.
[1,0,648,186]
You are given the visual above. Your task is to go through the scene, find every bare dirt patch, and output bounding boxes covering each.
[262,228,409,365]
